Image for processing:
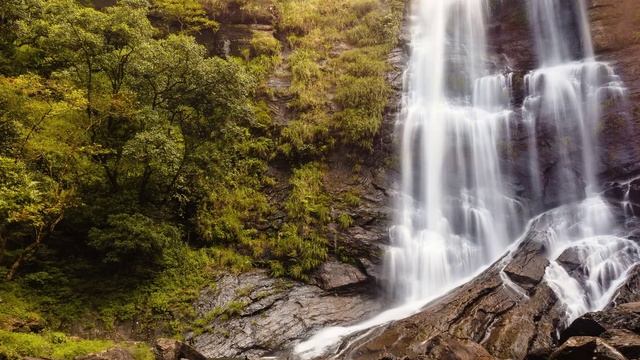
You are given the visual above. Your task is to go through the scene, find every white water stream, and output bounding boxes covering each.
[294,0,639,357]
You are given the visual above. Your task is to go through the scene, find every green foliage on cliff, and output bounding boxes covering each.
[0,0,404,347]
[278,0,404,153]
[0,330,152,360]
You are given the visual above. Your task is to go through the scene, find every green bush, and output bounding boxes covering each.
[250,32,281,57]
[88,213,182,266]
[0,330,150,360]
[279,111,332,156]
[269,163,330,280]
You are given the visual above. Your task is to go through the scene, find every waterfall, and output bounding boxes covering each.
[524,0,637,323]
[294,0,639,357]
[385,0,522,302]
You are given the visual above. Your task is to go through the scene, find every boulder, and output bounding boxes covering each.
[561,302,640,342]
[154,338,207,360]
[602,329,640,359]
[422,335,497,360]
[556,248,583,274]
[503,232,550,292]
[549,336,627,360]
[315,260,368,290]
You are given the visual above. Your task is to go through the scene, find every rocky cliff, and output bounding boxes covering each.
[180,1,409,358]
[285,0,640,359]
[184,0,640,359]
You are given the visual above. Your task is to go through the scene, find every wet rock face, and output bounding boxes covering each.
[502,233,549,292]
[315,260,369,291]
[562,303,640,341]
[549,336,627,360]
[610,265,640,307]
[331,225,564,360]
[588,0,640,180]
[189,271,381,360]
[550,302,640,360]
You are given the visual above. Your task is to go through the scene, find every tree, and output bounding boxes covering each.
[0,157,75,280]
[88,213,181,266]
[152,0,217,33]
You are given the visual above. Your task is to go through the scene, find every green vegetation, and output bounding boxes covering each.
[0,330,152,360]
[277,0,404,151]
[0,0,404,354]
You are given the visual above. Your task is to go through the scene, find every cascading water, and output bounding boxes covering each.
[523,0,638,324]
[294,0,639,357]
[386,0,522,302]
[295,2,524,357]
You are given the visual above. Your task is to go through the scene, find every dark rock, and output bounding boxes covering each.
[561,316,609,340]
[154,339,207,360]
[556,248,583,274]
[609,265,640,307]
[315,260,368,290]
[604,182,627,203]
[503,232,550,292]
[602,329,640,359]
[9,318,45,333]
[630,179,640,206]
[549,336,626,360]
[422,335,497,360]
[562,302,640,342]
[75,348,134,360]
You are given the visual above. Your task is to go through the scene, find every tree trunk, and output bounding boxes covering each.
[6,228,43,281]
[6,211,64,281]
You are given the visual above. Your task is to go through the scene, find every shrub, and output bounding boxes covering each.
[88,213,182,266]
[0,330,152,360]
[279,111,332,156]
[250,31,281,57]
[269,163,330,280]
[333,108,381,149]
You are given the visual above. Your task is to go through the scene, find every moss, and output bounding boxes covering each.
[250,31,282,57]
[0,330,152,360]
[337,213,354,230]
[279,111,332,157]
[235,285,255,298]
[0,283,43,331]
[273,0,405,153]
[342,190,362,207]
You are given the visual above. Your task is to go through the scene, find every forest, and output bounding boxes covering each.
[6,0,637,359]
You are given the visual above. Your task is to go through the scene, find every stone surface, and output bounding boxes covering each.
[190,270,381,359]
[503,233,550,292]
[315,260,368,290]
[331,224,563,360]
[610,265,640,307]
[154,338,207,360]
[549,336,627,360]
[562,302,640,342]
[602,329,640,359]
[421,335,497,360]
